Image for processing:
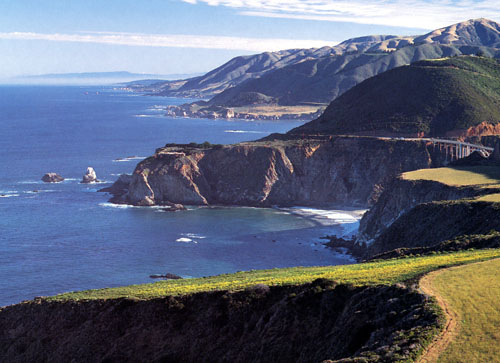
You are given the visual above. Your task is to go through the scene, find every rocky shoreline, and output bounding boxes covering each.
[101,136,450,208]
[164,104,324,121]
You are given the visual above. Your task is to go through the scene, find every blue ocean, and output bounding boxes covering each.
[0,85,362,306]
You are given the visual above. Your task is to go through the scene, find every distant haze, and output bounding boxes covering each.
[2,71,204,86]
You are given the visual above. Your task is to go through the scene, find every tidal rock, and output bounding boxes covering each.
[41,173,64,183]
[149,273,182,279]
[160,202,187,212]
[81,167,97,184]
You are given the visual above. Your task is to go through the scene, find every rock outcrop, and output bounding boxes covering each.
[491,139,500,161]
[98,174,132,198]
[356,178,485,244]
[367,200,500,257]
[108,136,450,207]
[41,173,64,183]
[81,167,97,184]
[0,281,442,362]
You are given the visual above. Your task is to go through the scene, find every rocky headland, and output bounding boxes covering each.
[104,136,451,208]
[164,102,324,121]
[349,147,500,258]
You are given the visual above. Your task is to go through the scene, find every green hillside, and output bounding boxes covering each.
[211,44,500,107]
[290,56,500,136]
[50,248,500,300]
[133,19,500,109]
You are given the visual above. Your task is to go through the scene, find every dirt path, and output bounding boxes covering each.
[417,269,460,363]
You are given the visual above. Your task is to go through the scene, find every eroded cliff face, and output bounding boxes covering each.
[367,201,500,257]
[357,178,483,244]
[0,281,442,363]
[114,137,449,208]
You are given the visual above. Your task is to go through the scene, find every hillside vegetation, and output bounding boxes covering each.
[51,249,500,301]
[420,258,500,362]
[403,165,500,188]
[211,43,500,107]
[132,19,500,114]
[404,165,500,203]
[291,56,500,136]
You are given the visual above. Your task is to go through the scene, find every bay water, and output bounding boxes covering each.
[0,85,361,306]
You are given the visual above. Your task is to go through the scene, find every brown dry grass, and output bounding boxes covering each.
[233,105,325,117]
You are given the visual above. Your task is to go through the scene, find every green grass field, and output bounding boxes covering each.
[427,258,500,362]
[402,166,500,188]
[49,249,500,301]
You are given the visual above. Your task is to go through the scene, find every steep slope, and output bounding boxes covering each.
[211,43,500,106]
[135,35,417,99]
[0,282,442,363]
[149,47,341,98]
[290,56,500,137]
[184,19,500,110]
[354,163,500,258]
[414,18,500,47]
[109,136,449,208]
[367,200,500,256]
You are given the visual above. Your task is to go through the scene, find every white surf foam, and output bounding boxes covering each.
[112,156,146,162]
[182,233,206,239]
[134,114,162,118]
[24,190,55,194]
[0,193,19,198]
[98,202,133,209]
[175,237,193,243]
[99,202,167,210]
[224,130,267,134]
[18,180,43,185]
[280,207,366,228]
[147,106,166,111]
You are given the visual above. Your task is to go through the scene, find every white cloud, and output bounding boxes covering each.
[0,31,338,52]
[181,0,500,30]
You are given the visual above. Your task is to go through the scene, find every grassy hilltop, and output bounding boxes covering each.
[292,56,500,136]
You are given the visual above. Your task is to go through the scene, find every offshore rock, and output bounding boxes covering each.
[109,136,450,207]
[149,273,183,279]
[81,167,97,184]
[41,173,64,183]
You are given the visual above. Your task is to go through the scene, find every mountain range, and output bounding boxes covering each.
[135,18,500,113]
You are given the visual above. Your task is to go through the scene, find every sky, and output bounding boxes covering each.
[1,0,500,79]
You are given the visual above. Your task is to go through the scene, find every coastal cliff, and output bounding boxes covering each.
[356,178,484,244]
[109,136,449,208]
[0,281,442,362]
[355,161,500,258]
[367,200,500,257]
